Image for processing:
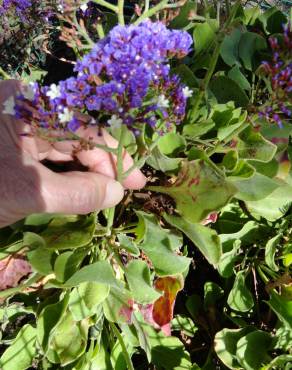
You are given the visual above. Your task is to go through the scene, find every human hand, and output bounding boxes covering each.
[0,80,146,228]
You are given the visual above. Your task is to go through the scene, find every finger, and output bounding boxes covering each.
[37,164,124,214]
[53,127,146,189]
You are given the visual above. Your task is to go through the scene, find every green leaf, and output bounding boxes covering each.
[146,146,181,172]
[135,212,190,276]
[193,20,218,54]
[238,126,277,163]
[69,282,109,320]
[64,261,119,288]
[222,150,238,172]
[229,159,255,180]
[23,232,46,249]
[204,282,224,308]
[149,160,236,223]
[220,27,243,66]
[37,295,69,351]
[232,173,279,201]
[171,315,198,337]
[265,234,281,272]
[47,311,88,365]
[40,214,96,250]
[228,65,251,91]
[0,324,36,370]
[258,7,287,34]
[183,119,215,138]
[117,234,140,256]
[170,0,196,28]
[236,330,272,370]
[54,249,87,282]
[103,287,133,323]
[214,327,253,369]
[110,126,137,155]
[209,76,249,107]
[238,32,267,70]
[246,184,292,221]
[163,214,222,266]
[267,292,292,329]
[125,260,161,304]
[27,246,54,275]
[157,132,186,156]
[217,111,247,141]
[227,270,254,312]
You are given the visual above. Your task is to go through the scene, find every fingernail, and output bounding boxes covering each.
[100,180,124,209]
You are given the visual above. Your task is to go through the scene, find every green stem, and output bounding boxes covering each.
[0,67,10,80]
[92,0,118,12]
[68,132,118,154]
[122,136,160,180]
[106,207,116,236]
[117,0,125,25]
[134,0,169,25]
[225,0,231,16]
[144,0,150,13]
[190,41,221,118]
[117,126,127,183]
[109,322,134,370]
[73,13,95,47]
[96,23,105,39]
[190,0,241,117]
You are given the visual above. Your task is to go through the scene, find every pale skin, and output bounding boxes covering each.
[0,80,146,228]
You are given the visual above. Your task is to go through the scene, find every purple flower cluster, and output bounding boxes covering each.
[8,21,193,136]
[259,23,292,127]
[0,0,55,23]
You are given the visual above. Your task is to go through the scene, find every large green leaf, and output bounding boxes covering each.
[37,295,69,351]
[236,331,272,370]
[246,184,292,221]
[238,32,267,70]
[267,292,292,329]
[193,20,218,54]
[54,249,87,282]
[214,327,253,369]
[0,324,36,370]
[103,286,133,323]
[40,214,96,250]
[237,126,277,163]
[209,76,249,107]
[220,27,243,66]
[69,282,109,320]
[148,160,237,223]
[135,212,190,276]
[232,173,279,201]
[47,311,88,365]
[64,261,119,288]
[146,146,181,172]
[27,246,54,275]
[157,132,186,156]
[125,260,161,304]
[164,214,222,266]
[227,270,254,312]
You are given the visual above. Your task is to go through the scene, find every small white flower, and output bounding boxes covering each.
[58,107,74,123]
[80,2,88,11]
[21,82,35,101]
[157,94,169,108]
[57,2,64,12]
[182,86,193,99]
[46,84,61,100]
[108,115,123,130]
[3,96,16,115]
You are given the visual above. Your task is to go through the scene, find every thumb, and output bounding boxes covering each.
[40,168,124,214]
